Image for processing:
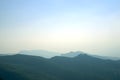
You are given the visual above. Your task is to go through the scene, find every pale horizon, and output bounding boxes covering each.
[0,0,120,57]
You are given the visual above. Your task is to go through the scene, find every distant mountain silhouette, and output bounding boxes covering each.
[18,50,61,58]
[0,54,120,80]
[1,50,120,60]
[92,55,120,60]
[61,51,120,60]
[61,51,86,58]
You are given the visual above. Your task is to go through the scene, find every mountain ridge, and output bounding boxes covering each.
[1,50,120,60]
[0,54,120,80]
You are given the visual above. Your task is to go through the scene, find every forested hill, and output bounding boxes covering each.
[0,54,120,80]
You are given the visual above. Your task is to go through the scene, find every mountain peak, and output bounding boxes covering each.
[61,51,86,58]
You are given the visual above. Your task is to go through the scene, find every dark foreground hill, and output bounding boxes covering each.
[0,54,120,80]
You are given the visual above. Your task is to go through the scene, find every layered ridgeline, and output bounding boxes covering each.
[61,51,120,60]
[19,50,61,58]
[3,50,119,60]
[0,51,120,80]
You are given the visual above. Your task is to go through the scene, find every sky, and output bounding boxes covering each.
[0,0,120,57]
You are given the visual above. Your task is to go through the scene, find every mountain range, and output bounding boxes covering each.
[18,50,61,58]
[1,50,119,60]
[0,51,120,80]
[61,51,120,60]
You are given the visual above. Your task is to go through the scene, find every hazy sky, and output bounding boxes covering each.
[0,0,120,57]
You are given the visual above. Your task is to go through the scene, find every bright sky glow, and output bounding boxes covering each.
[0,0,120,57]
